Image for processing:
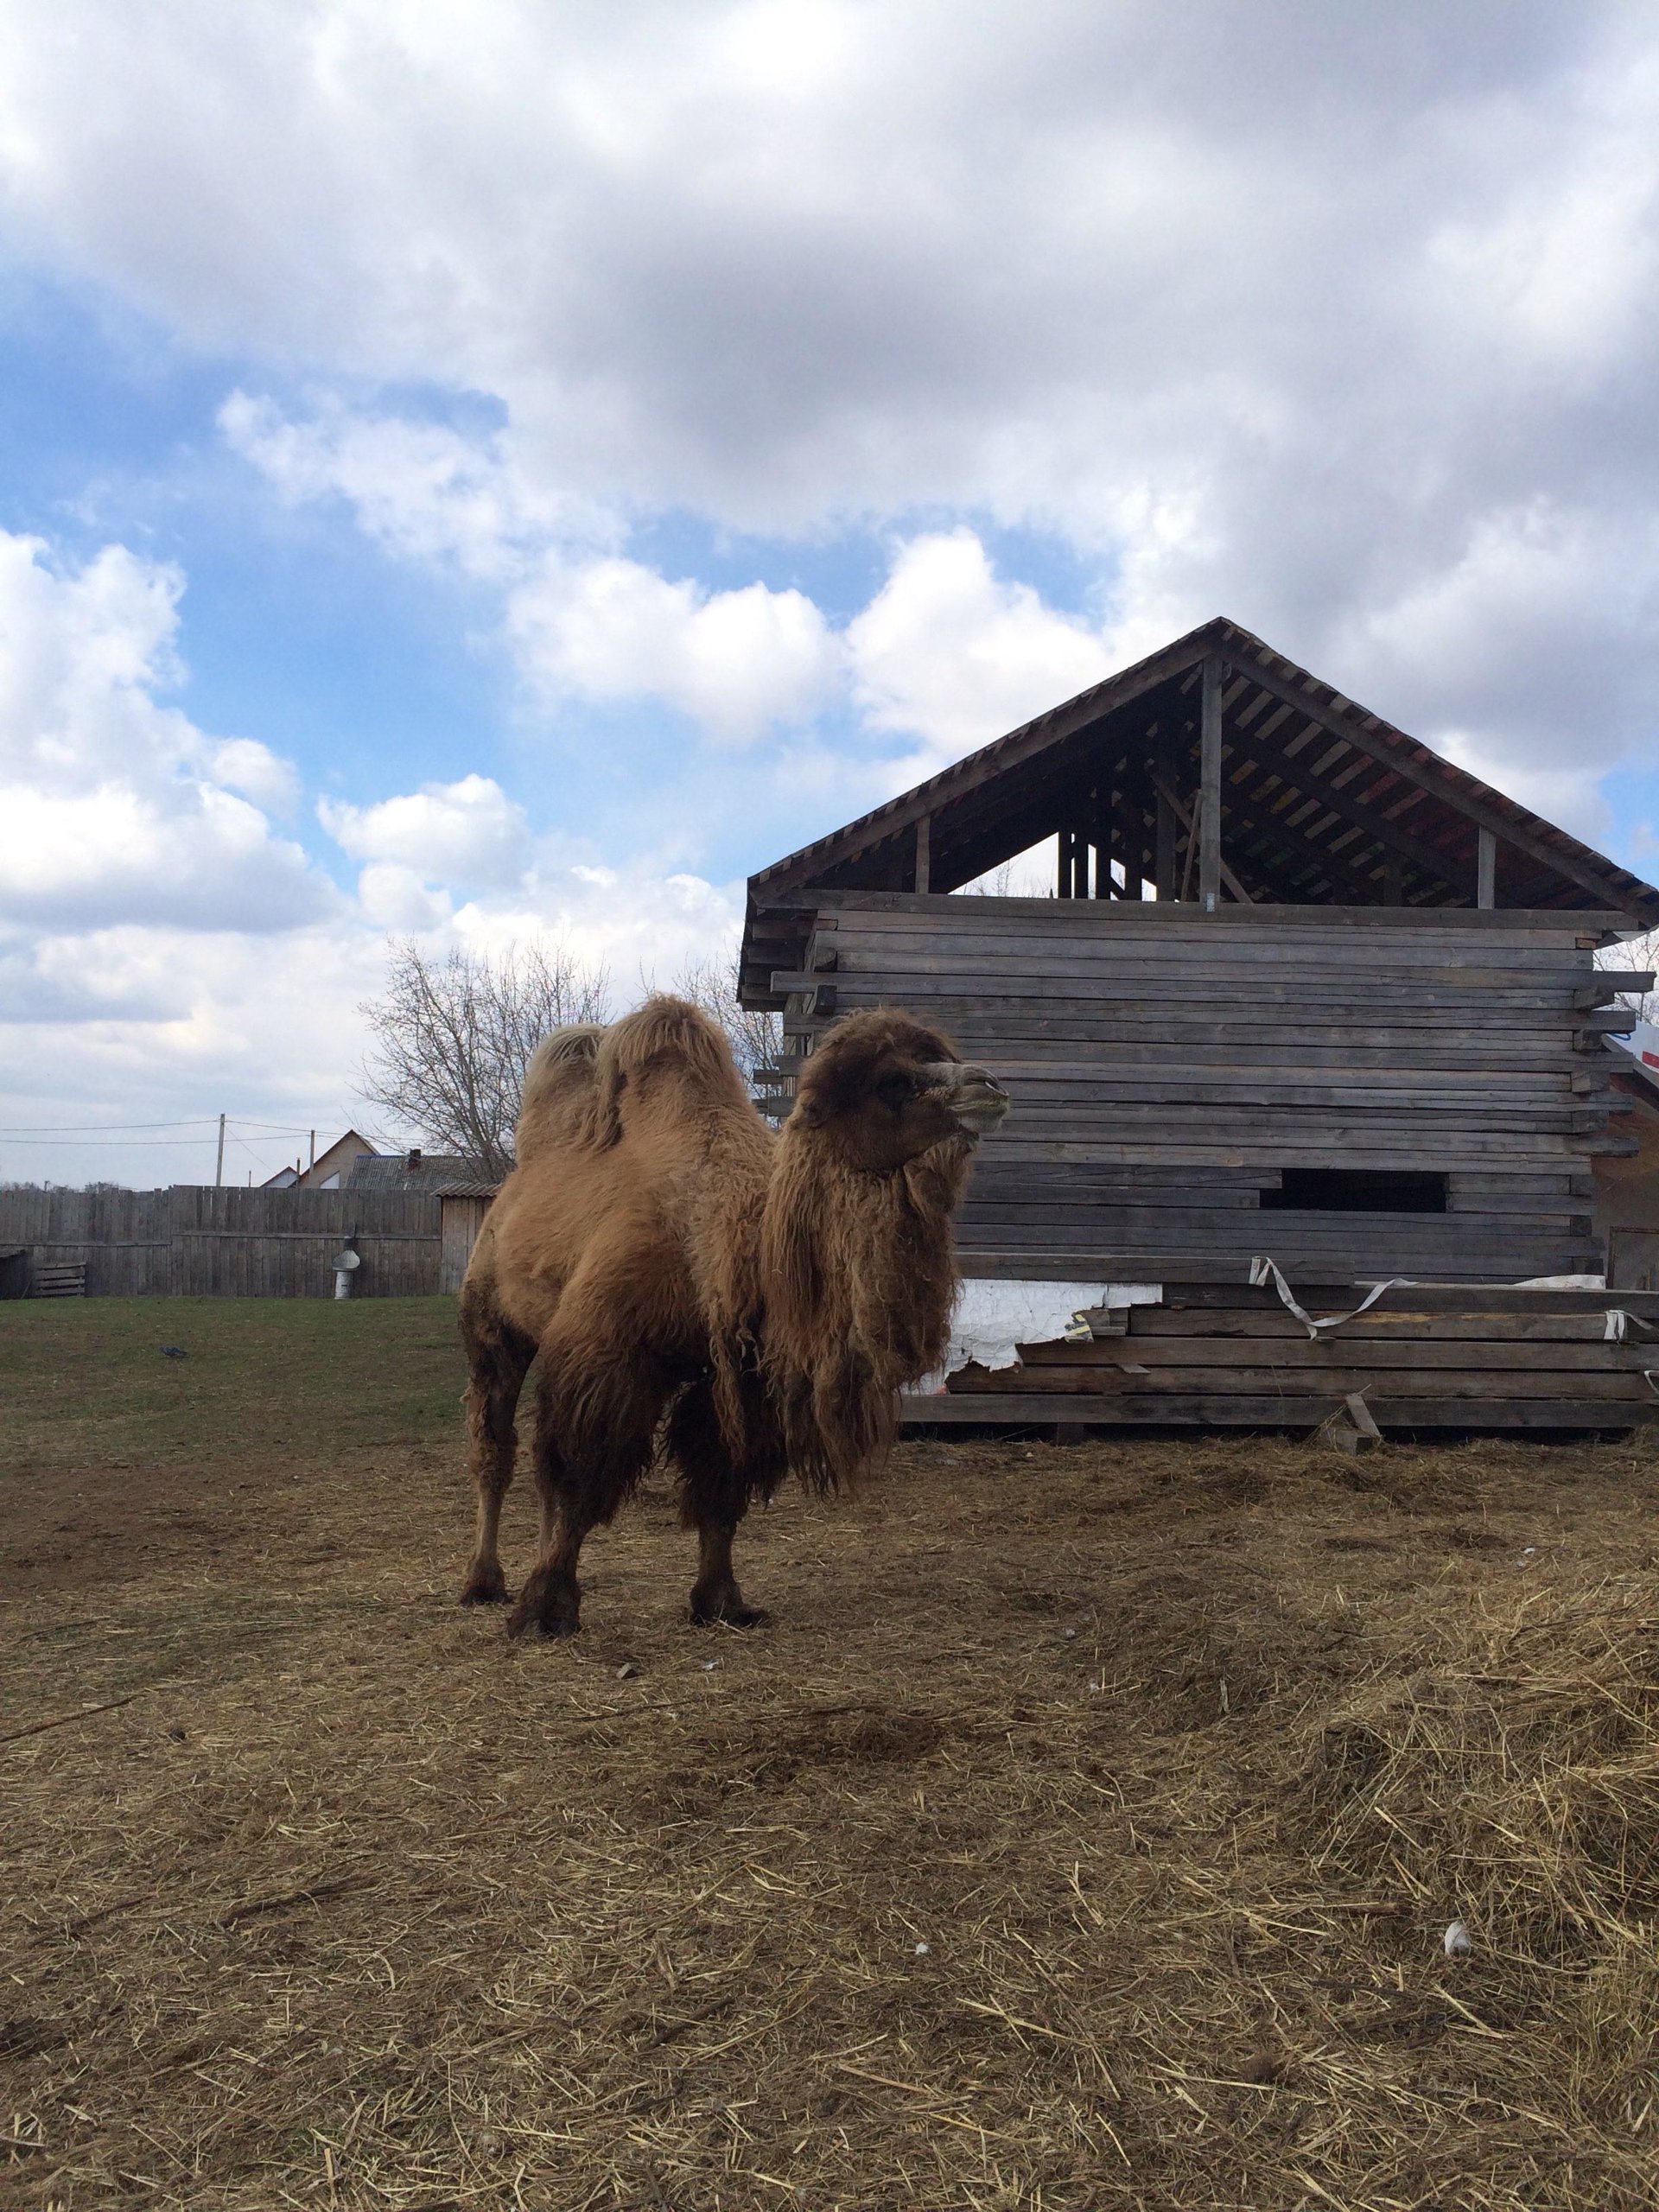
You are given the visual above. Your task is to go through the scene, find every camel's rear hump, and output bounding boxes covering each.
[589,995,751,1147]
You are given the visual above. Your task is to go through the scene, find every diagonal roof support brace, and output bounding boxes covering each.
[1237,657,1637,912]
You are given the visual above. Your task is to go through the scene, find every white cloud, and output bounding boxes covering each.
[207,736,301,815]
[507,556,840,741]
[0,528,327,931]
[355,862,454,932]
[847,530,1112,763]
[96,4,1650,811]
[320,773,530,886]
[218,390,588,580]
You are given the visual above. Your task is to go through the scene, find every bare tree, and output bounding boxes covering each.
[669,954,784,1084]
[1599,926,1659,1026]
[359,939,610,1179]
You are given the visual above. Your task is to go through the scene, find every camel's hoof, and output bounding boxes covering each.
[458,1567,510,1606]
[691,1599,771,1630]
[506,1603,580,1640]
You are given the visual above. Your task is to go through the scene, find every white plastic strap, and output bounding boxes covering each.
[1249,1255,1408,1341]
[1605,1309,1656,1342]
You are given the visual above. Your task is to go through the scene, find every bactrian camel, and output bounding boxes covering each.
[457,995,1010,1636]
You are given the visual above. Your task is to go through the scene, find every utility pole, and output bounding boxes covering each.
[215,1113,226,1187]
[308,1129,316,1172]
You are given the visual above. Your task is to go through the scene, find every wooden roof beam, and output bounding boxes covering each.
[749,649,1199,893]
[1238,709,1473,896]
[1222,786,1388,904]
[1237,657,1640,912]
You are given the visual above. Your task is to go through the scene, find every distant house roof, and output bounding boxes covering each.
[346,1149,496,1192]
[264,1128,380,1190]
[435,1178,500,1200]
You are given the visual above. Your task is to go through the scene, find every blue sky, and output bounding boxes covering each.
[1,0,1656,1185]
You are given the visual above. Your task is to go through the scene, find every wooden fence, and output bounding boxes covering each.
[0,1186,442,1298]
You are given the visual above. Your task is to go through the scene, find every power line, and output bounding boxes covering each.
[0,1135,240,1148]
[0,1116,343,1138]
[0,1117,222,1133]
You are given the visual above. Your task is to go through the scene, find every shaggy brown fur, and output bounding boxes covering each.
[457,995,1008,1636]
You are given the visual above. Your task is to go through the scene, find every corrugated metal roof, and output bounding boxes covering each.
[346,1153,493,1191]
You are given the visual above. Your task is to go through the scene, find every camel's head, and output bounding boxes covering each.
[790,1009,1010,1172]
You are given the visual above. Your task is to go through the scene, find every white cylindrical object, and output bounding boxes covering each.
[334,1268,353,1300]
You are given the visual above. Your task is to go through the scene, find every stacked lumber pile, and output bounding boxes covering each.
[906,1279,1659,1433]
[27,1259,87,1297]
[754,894,1641,1286]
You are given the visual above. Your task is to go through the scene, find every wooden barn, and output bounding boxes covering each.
[738,618,1659,1433]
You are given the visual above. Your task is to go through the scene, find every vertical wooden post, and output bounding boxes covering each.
[1477,827,1497,910]
[1122,751,1148,896]
[1154,766,1178,900]
[1199,656,1223,912]
[913,813,931,895]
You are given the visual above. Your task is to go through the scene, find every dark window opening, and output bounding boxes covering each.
[1260,1168,1448,1214]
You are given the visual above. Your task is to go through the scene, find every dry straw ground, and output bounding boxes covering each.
[3,1298,1659,2211]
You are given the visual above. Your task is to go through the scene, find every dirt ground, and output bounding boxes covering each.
[3,1298,1659,2212]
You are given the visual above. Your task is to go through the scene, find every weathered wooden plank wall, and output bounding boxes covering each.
[775,894,1623,1282]
[0,1186,442,1297]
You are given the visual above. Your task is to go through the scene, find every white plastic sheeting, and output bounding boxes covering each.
[912,1278,1163,1395]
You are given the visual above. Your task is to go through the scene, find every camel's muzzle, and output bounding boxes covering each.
[923,1061,1011,1136]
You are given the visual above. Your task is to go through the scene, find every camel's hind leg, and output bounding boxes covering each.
[458,1291,536,1606]
[506,1346,669,1639]
[667,1382,769,1629]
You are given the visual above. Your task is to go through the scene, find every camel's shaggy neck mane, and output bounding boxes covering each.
[759,1121,974,1491]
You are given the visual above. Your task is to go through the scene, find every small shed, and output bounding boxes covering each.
[437,1181,499,1294]
[737,618,1659,1429]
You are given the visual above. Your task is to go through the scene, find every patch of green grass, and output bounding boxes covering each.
[0,1296,468,1475]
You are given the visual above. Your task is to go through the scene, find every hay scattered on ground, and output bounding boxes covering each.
[3,1299,1659,2210]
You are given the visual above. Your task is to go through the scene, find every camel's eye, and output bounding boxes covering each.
[874,1070,914,1112]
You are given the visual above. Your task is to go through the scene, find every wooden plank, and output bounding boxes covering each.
[949,1362,1649,1400]
[903,1392,1652,1429]
[969,1141,1591,1169]
[827,905,1602,951]
[1014,1336,1646,1373]
[829,937,1596,980]
[1158,1282,1659,1314]
[1126,1309,1633,1342]
[778,888,1628,934]
[965,1080,1586,1115]
[830,906,1598,951]
[943,1038,1590,1071]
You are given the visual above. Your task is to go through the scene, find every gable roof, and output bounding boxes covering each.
[741,617,1658,1001]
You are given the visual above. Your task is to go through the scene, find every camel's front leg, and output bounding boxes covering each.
[669,1383,769,1628]
[506,1492,594,1638]
[688,1510,767,1628]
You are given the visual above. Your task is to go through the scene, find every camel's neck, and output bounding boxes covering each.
[755,1128,975,1486]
